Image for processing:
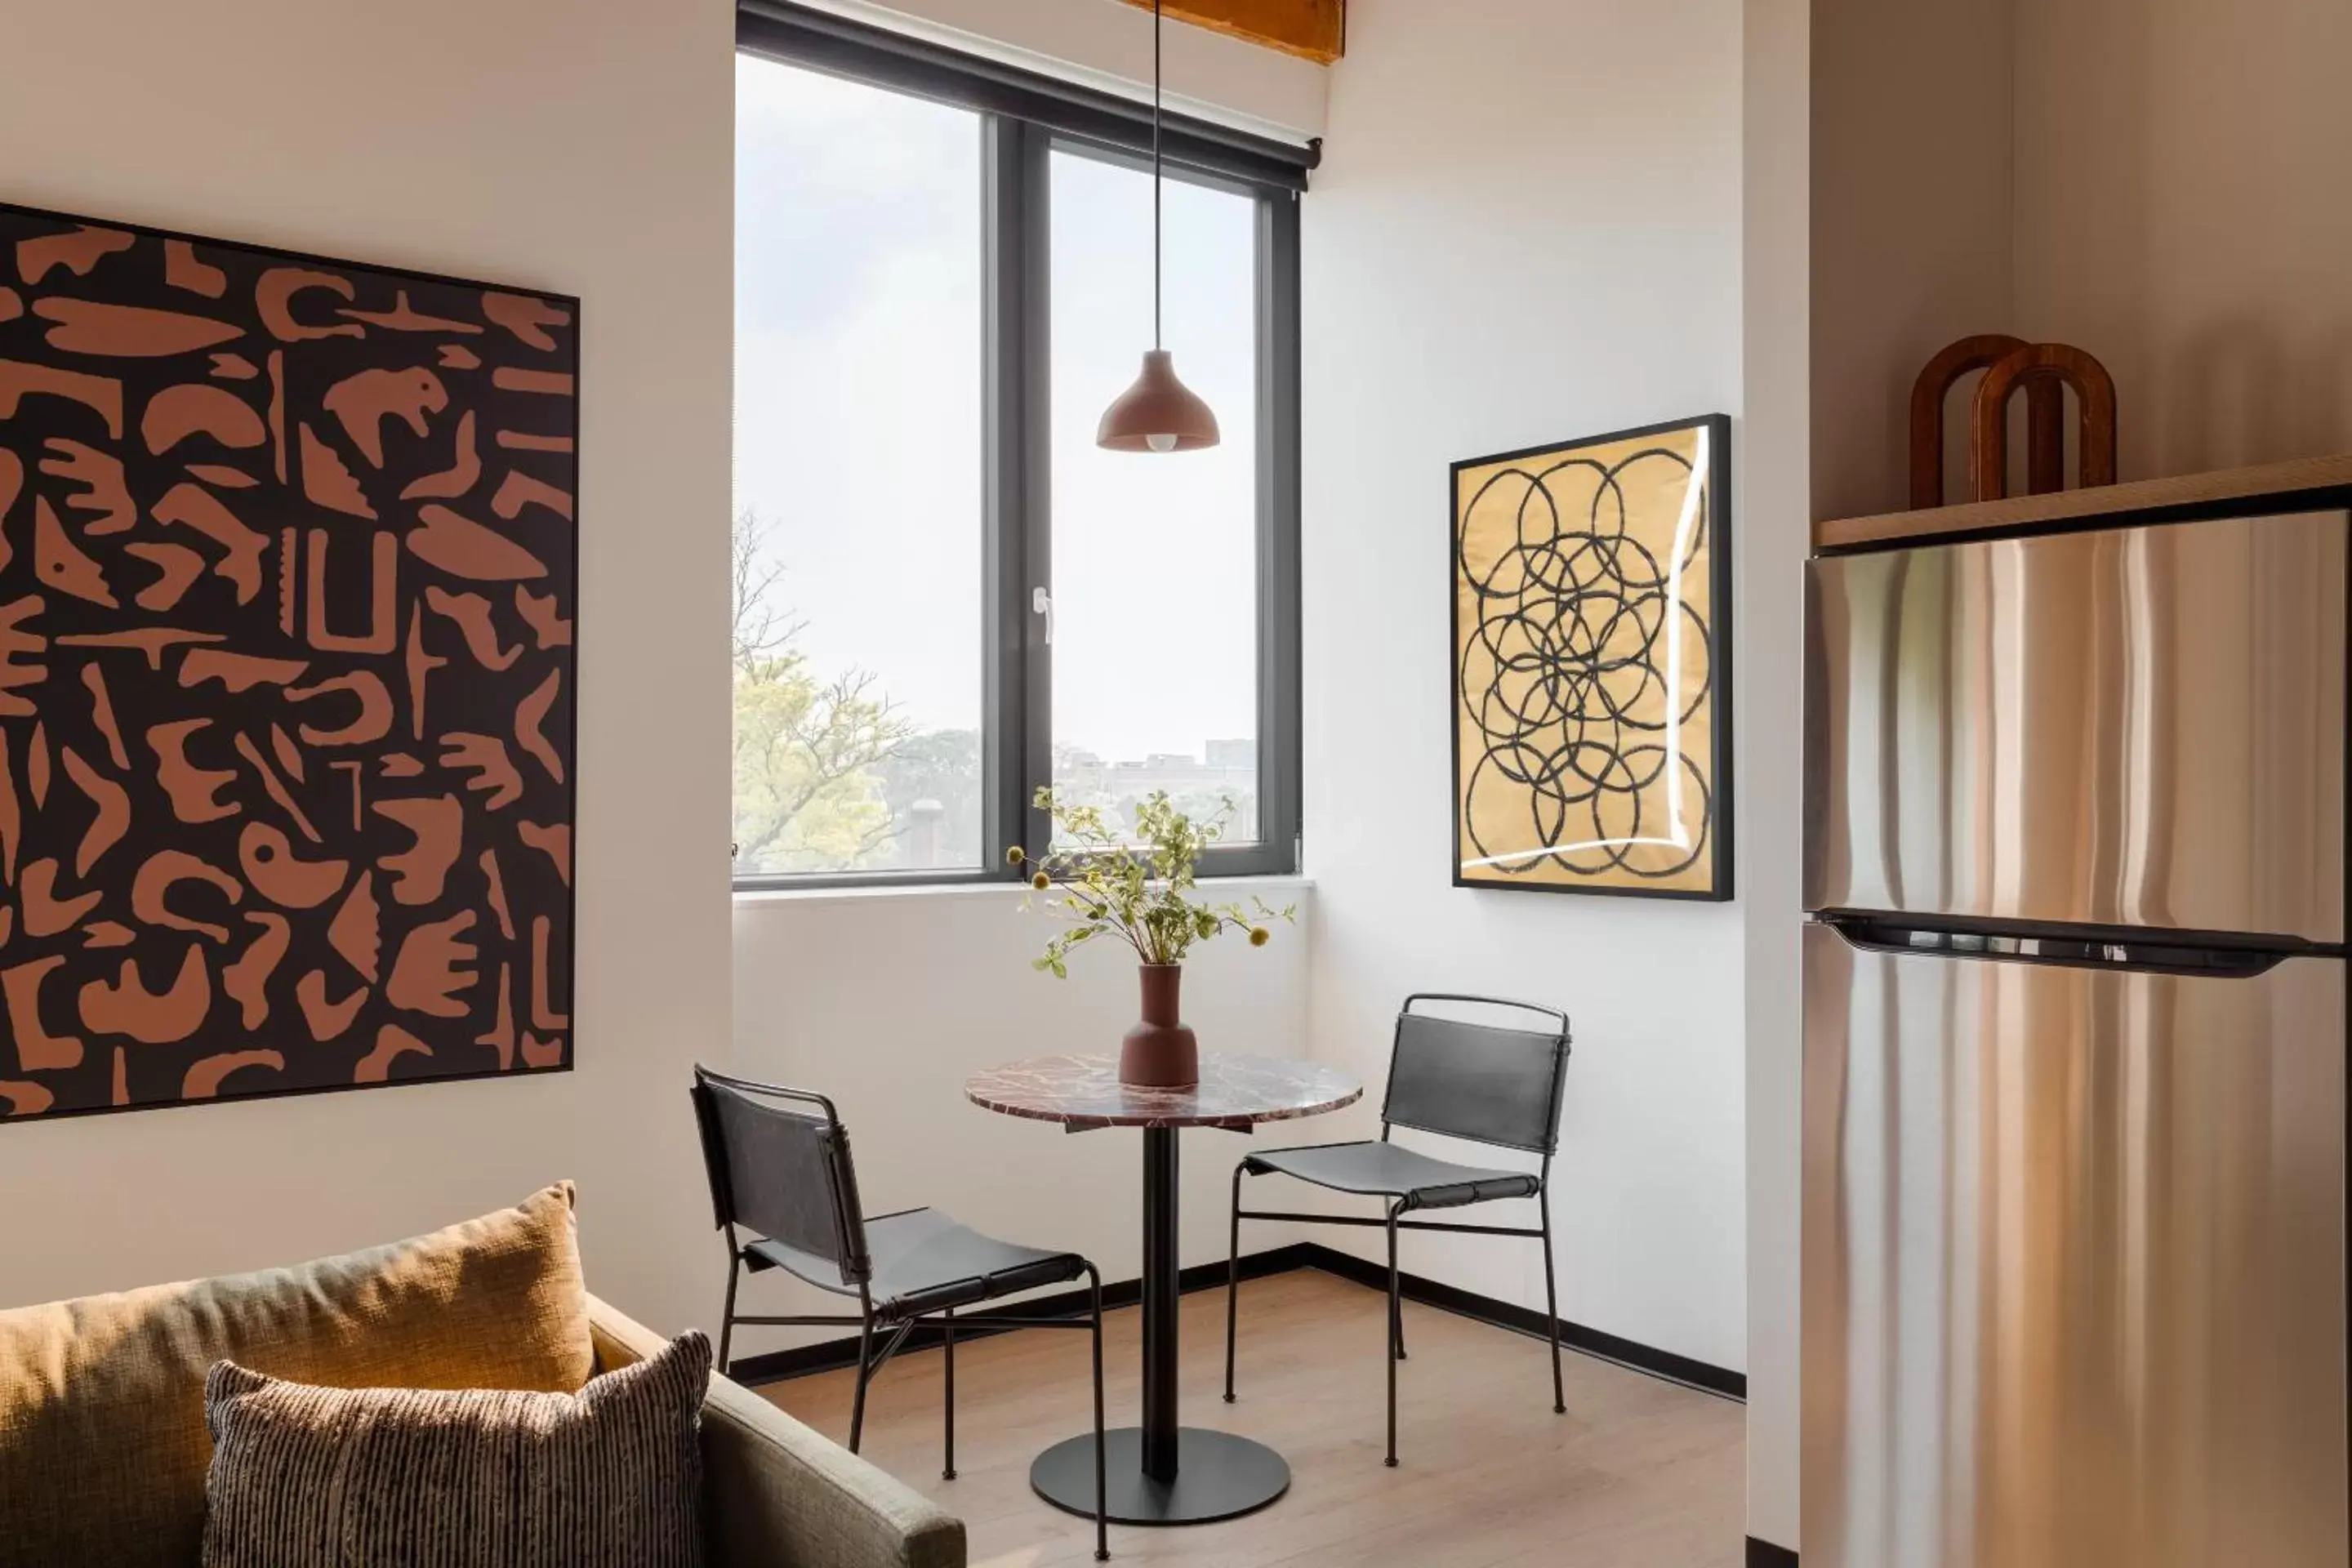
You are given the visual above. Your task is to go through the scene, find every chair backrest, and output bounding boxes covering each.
[690,1066,872,1285]
[1380,994,1572,1156]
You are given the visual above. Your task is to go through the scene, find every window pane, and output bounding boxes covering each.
[733,56,985,875]
[1049,152,1260,842]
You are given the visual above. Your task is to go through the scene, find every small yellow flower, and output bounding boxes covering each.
[1007,846,1027,866]
[1031,871,1051,890]
[1249,926,1271,947]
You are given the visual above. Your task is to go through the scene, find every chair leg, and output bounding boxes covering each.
[1223,1163,1244,1403]
[942,1307,957,1481]
[849,1314,875,1454]
[1539,1190,1566,1415]
[716,1252,741,1377]
[1384,1201,1402,1468]
[1086,1264,1109,1561]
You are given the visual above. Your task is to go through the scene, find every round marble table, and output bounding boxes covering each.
[966,1052,1361,1527]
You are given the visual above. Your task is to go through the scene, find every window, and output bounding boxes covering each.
[732,2,1306,886]
[733,64,985,875]
[1049,153,1263,841]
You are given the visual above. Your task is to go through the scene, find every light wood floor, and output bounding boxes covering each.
[756,1268,1746,1567]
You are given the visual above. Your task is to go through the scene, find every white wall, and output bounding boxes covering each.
[1299,0,1751,1379]
[0,0,735,1339]
[1744,0,1811,1552]
[0,0,1805,1547]
[728,881,1312,1354]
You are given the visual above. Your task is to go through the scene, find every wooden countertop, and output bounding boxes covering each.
[1816,452,2352,552]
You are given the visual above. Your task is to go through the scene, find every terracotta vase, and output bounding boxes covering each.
[1120,964,1200,1089]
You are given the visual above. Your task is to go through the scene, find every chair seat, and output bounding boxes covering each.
[1244,1140,1540,1210]
[746,1207,1088,1320]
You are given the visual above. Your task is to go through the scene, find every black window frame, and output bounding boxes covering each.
[732,0,1309,890]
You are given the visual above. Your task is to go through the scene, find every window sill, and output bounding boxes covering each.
[733,873,1316,911]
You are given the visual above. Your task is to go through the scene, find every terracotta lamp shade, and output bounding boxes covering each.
[1097,349,1221,453]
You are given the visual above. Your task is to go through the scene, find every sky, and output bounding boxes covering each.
[732,53,1259,765]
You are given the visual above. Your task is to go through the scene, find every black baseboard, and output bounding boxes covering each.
[727,1241,1745,1404]
[1748,1538,1798,1567]
[1294,1243,1746,1401]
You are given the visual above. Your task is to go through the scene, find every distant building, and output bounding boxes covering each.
[1058,739,1260,840]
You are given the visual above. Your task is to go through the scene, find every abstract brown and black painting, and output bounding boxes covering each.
[0,203,577,1120]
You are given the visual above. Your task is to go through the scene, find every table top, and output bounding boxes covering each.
[965,1053,1363,1133]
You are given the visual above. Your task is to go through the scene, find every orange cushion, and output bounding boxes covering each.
[0,1183,591,1567]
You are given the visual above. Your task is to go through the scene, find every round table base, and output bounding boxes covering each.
[1030,1427,1291,1526]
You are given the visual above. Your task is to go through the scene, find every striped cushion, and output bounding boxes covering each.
[201,1330,710,1567]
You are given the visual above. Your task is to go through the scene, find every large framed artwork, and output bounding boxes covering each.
[0,203,577,1120]
[1450,413,1730,899]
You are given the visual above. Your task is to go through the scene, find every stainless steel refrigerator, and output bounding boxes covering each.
[1801,506,2350,1567]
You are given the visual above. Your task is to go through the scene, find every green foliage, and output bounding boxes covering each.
[729,506,916,874]
[1017,789,1293,977]
[731,653,913,872]
[877,728,982,866]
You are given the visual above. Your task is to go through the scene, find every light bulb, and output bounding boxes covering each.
[1146,433,1179,453]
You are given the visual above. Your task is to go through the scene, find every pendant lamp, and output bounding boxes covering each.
[1097,0,1220,452]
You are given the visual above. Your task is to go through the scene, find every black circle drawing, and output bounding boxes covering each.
[1456,444,1713,882]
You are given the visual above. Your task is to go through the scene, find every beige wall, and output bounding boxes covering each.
[2013,0,2352,482]
[1811,0,2015,522]
[0,0,736,1336]
[1815,0,2352,518]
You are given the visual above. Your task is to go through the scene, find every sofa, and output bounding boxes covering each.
[0,1183,964,1568]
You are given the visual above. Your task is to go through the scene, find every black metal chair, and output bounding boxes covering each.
[691,1066,1111,1561]
[1221,994,1572,1467]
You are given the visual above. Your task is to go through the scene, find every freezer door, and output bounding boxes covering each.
[1802,921,2348,1568]
[1806,510,2346,942]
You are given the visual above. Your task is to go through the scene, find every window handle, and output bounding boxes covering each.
[1031,586,1054,646]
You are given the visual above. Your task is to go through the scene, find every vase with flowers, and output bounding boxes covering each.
[1013,789,1292,1088]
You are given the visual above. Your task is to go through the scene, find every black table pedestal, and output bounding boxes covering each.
[1030,1126,1291,1526]
[1031,1428,1290,1525]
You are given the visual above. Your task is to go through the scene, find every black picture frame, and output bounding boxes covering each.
[1448,412,1733,902]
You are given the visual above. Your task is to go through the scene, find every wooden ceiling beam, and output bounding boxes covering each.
[1116,0,1344,65]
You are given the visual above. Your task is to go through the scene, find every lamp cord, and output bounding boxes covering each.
[1152,0,1163,350]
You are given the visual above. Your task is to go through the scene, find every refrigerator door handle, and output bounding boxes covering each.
[1815,914,2305,978]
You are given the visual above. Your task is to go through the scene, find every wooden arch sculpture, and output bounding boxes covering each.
[1911,334,2055,507]
[1970,341,2117,502]
[1909,334,2118,506]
